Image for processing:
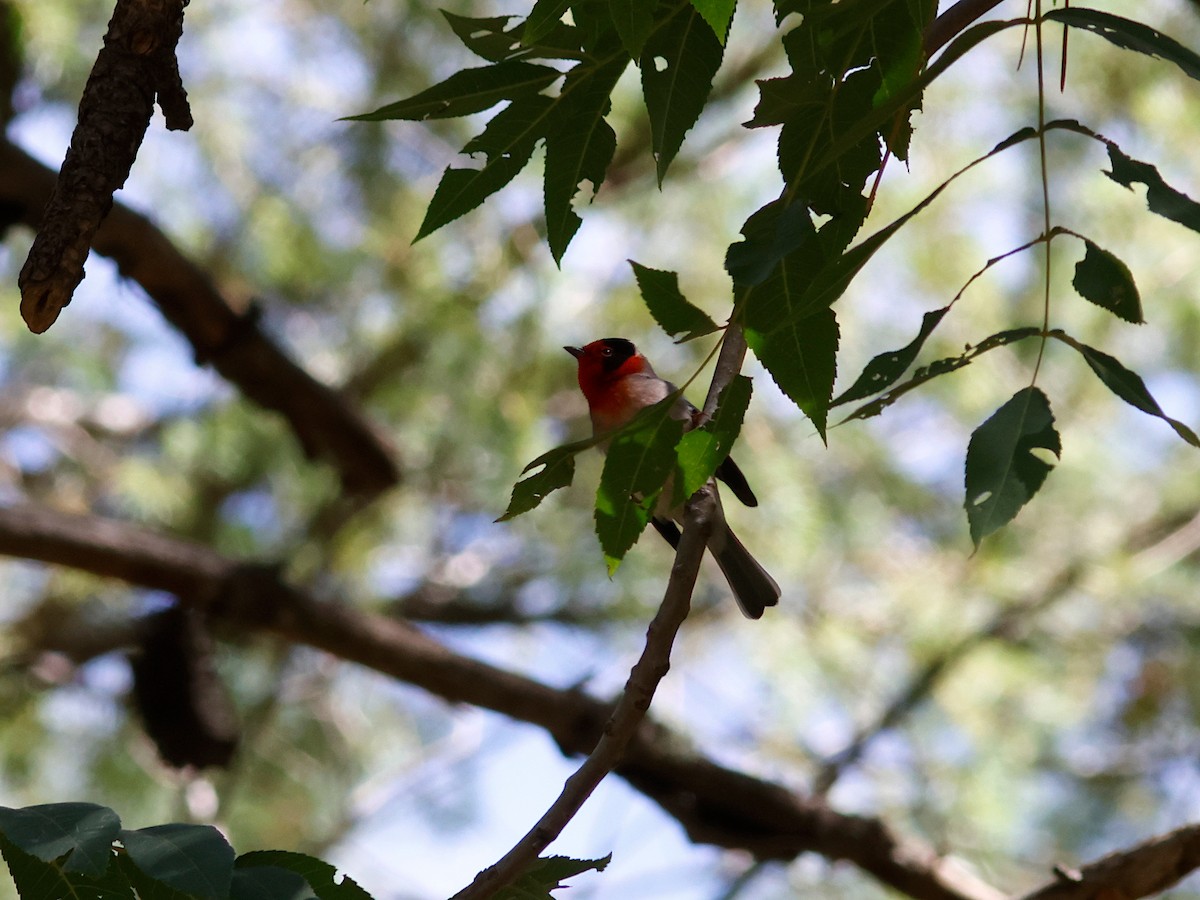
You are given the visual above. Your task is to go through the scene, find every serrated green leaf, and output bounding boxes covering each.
[0,831,132,900]
[1051,334,1200,448]
[746,308,838,440]
[841,327,1042,422]
[495,854,613,899]
[0,803,121,878]
[346,62,560,122]
[524,0,572,45]
[964,387,1060,546]
[725,198,815,288]
[236,852,372,900]
[1045,8,1200,82]
[675,375,752,502]
[629,261,718,341]
[641,2,724,183]
[1072,240,1143,324]
[440,12,522,62]
[610,0,655,57]
[230,866,317,900]
[1103,142,1200,235]
[416,95,554,240]
[497,438,595,521]
[832,306,949,406]
[595,397,685,572]
[544,57,627,262]
[119,825,234,900]
[688,0,735,41]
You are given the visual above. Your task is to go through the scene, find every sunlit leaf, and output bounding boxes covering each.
[676,375,752,502]
[689,0,735,41]
[964,387,1061,546]
[746,308,838,440]
[833,307,950,406]
[595,397,685,572]
[346,62,559,121]
[544,57,627,262]
[1051,334,1200,448]
[1046,7,1200,82]
[629,261,718,342]
[641,2,724,183]
[1072,240,1143,324]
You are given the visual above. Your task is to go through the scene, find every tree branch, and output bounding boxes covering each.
[0,501,1003,900]
[1019,824,1200,900]
[0,139,400,497]
[18,0,191,333]
[452,486,715,899]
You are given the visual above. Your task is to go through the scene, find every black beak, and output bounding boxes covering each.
[564,346,583,358]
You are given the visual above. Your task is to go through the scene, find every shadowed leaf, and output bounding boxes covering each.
[498,438,596,521]
[346,62,559,121]
[747,308,838,440]
[0,803,120,878]
[1051,334,1200,447]
[965,387,1061,546]
[641,2,725,182]
[1072,241,1143,323]
[1045,8,1200,82]
[119,824,234,900]
[833,306,950,406]
[630,261,718,341]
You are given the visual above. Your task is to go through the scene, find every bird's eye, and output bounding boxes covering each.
[600,346,613,357]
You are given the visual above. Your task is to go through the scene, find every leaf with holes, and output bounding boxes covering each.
[964,387,1061,547]
[1072,240,1143,324]
[1045,8,1200,82]
[236,852,373,900]
[1103,142,1200,235]
[630,261,718,342]
[641,2,725,183]
[833,306,950,406]
[0,803,121,878]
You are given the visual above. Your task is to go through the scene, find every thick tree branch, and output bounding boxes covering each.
[1019,824,1200,900]
[0,502,1003,900]
[18,0,191,332]
[0,140,400,496]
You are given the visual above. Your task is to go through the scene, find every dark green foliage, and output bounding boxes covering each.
[965,388,1061,547]
[629,261,718,341]
[495,854,611,899]
[373,1,1200,558]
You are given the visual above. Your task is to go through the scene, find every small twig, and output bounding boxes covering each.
[452,487,715,899]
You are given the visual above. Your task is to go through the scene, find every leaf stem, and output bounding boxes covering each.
[1031,1,1053,385]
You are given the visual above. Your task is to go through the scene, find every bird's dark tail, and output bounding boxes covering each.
[710,527,781,619]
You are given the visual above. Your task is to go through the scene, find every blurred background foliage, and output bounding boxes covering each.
[0,0,1199,897]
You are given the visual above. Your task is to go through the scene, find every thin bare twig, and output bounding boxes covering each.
[452,487,715,899]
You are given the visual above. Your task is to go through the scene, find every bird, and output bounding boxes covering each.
[565,338,781,618]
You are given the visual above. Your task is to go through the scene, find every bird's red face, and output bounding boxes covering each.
[564,338,649,406]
